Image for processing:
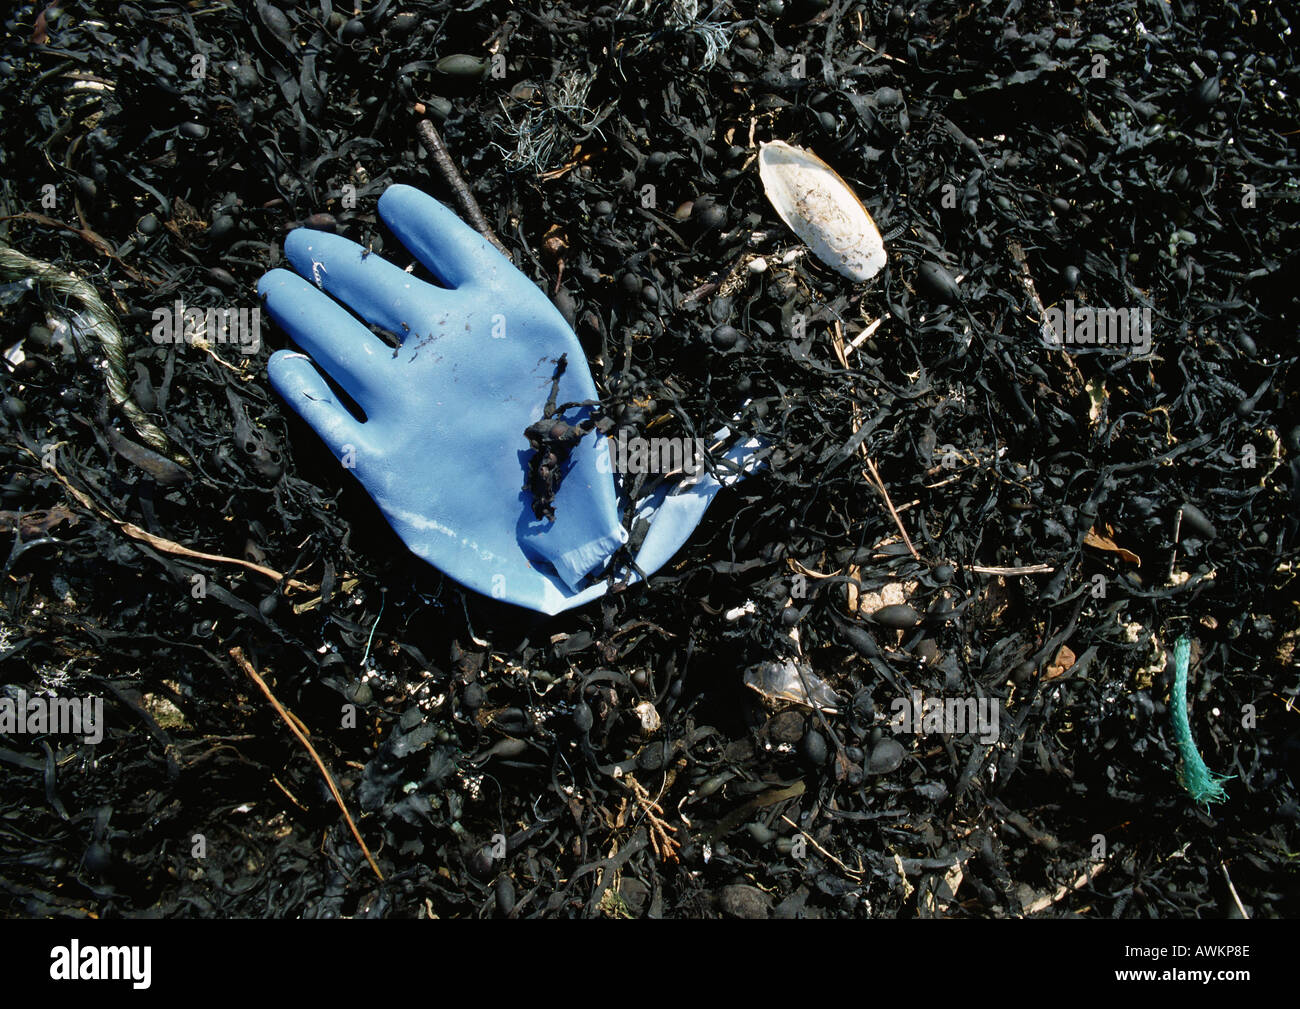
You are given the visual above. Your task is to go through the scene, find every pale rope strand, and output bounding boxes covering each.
[0,242,186,465]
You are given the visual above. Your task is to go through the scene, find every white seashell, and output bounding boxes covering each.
[758,140,887,282]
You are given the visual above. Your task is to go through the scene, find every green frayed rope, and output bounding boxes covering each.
[1170,636,1232,808]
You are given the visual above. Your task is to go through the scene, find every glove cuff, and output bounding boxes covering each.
[540,526,629,591]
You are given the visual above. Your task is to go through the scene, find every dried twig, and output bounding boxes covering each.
[862,455,919,559]
[271,775,308,812]
[832,321,920,562]
[36,452,312,591]
[1023,860,1105,915]
[1221,860,1250,919]
[779,814,864,880]
[414,118,512,262]
[967,563,1055,576]
[229,647,384,882]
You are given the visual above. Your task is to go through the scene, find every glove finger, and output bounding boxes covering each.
[267,350,370,460]
[378,184,506,290]
[259,268,391,416]
[284,227,447,343]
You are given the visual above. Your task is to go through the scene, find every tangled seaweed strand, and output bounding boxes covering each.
[1170,636,1232,809]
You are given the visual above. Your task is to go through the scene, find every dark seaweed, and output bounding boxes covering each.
[0,0,1296,919]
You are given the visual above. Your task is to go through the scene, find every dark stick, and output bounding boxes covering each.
[415,118,513,262]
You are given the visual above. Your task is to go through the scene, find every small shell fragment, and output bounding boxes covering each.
[634,701,661,734]
[758,140,887,282]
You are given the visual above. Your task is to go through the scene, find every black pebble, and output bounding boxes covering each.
[801,729,828,765]
[711,324,739,349]
[719,883,772,919]
[868,737,906,774]
[495,875,516,916]
[209,215,237,245]
[696,201,727,230]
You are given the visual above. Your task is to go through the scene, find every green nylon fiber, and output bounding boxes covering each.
[1170,636,1232,808]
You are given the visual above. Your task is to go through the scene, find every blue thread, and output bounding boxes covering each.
[361,595,385,670]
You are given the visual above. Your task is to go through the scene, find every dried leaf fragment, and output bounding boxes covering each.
[1084,527,1141,566]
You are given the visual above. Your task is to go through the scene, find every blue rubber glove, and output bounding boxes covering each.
[259,184,759,614]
